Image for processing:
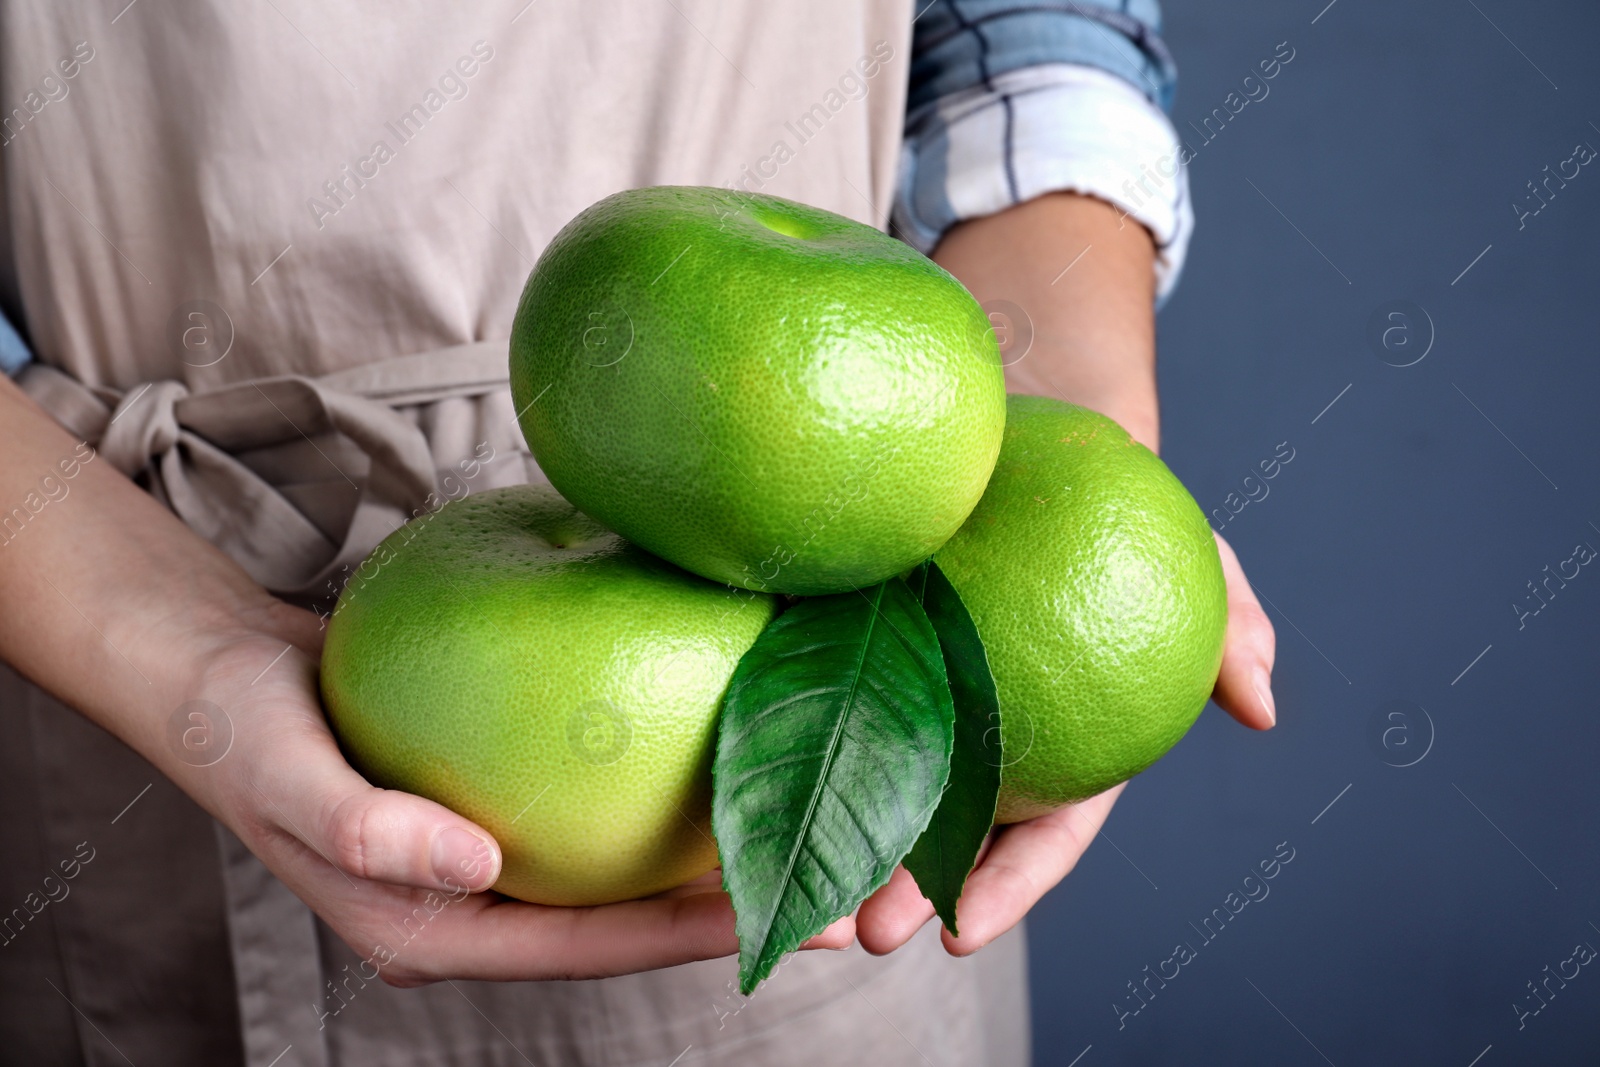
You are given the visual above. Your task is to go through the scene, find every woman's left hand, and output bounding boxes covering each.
[854,530,1276,955]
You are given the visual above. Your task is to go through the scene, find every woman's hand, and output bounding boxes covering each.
[184,618,854,986]
[0,375,844,987]
[853,191,1278,957]
[856,538,1274,956]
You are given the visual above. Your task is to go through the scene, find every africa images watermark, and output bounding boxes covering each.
[1,40,95,148]
[305,40,496,230]
[1511,528,1595,631]
[1205,440,1295,533]
[0,841,97,949]
[313,442,496,625]
[1112,840,1298,1030]
[1512,934,1596,1031]
[311,837,494,1030]
[0,441,98,549]
[736,435,904,594]
[1115,40,1296,227]
[723,39,896,199]
[710,948,800,1029]
[1511,135,1595,231]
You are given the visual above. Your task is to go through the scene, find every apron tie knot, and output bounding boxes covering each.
[99,378,189,477]
[18,340,521,600]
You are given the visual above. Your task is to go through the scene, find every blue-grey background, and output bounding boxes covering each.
[1025,1,1600,1064]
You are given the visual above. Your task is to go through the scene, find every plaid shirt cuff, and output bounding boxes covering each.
[893,62,1193,303]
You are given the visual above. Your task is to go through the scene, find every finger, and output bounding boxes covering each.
[243,682,503,894]
[377,889,741,985]
[654,868,852,948]
[1211,532,1277,730]
[801,913,857,950]
[856,865,937,955]
[941,784,1123,956]
[386,892,849,985]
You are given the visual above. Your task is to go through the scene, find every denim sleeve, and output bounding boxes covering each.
[895,0,1192,300]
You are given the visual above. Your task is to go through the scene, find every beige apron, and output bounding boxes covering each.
[0,2,1029,1065]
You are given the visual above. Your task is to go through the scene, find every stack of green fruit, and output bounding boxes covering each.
[321,187,1227,994]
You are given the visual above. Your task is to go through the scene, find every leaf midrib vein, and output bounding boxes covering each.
[756,583,885,959]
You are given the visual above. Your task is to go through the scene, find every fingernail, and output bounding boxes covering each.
[1251,666,1276,727]
[431,827,499,892]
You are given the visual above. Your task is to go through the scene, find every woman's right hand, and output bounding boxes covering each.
[182,611,854,986]
[0,375,854,983]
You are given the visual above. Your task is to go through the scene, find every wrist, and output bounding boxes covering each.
[933,191,1161,453]
[133,609,326,827]
[125,579,322,676]
[97,589,323,782]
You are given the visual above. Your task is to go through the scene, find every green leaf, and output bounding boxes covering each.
[902,560,1002,936]
[713,579,955,994]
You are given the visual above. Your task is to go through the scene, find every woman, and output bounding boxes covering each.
[0,1,1275,1063]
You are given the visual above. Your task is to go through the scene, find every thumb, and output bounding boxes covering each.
[1211,531,1277,730]
[253,724,503,895]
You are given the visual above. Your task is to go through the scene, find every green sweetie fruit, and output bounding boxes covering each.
[321,484,775,905]
[935,396,1228,821]
[510,186,1006,595]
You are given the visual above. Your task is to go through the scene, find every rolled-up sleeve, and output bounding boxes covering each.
[894,0,1193,302]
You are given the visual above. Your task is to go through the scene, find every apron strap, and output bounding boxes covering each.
[17,340,512,598]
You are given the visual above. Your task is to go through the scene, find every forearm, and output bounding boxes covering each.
[931,192,1160,452]
[0,375,303,779]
